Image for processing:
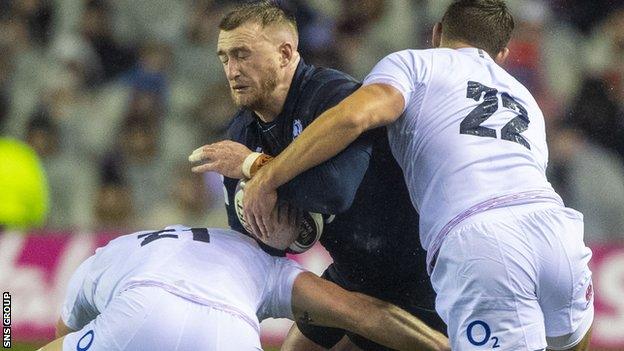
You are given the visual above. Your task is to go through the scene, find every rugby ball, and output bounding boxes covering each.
[234,180,323,253]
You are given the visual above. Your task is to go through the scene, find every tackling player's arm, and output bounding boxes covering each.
[278,78,373,214]
[218,145,370,240]
[196,134,371,217]
[243,83,405,238]
[263,83,404,189]
[292,272,449,351]
[277,133,371,214]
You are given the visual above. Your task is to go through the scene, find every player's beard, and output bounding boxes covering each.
[231,66,278,112]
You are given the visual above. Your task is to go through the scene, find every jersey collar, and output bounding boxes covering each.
[455,47,495,62]
[273,58,308,124]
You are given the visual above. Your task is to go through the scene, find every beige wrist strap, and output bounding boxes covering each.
[242,152,263,179]
[249,154,274,178]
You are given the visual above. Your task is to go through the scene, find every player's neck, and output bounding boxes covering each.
[440,39,474,51]
[255,56,301,123]
[440,39,508,64]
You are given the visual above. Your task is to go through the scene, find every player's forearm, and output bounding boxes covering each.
[346,294,450,351]
[366,305,450,351]
[279,136,371,213]
[292,273,448,351]
[261,84,404,191]
[263,102,365,190]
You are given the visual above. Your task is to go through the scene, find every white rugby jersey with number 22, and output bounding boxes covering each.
[363,48,562,273]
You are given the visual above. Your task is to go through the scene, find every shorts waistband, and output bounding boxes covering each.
[426,190,564,275]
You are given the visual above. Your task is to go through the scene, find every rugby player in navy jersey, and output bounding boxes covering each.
[190,2,446,350]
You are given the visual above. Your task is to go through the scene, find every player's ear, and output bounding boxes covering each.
[432,22,443,48]
[495,47,510,65]
[279,42,295,67]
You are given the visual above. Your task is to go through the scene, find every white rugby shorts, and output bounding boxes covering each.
[431,203,593,350]
[62,286,263,351]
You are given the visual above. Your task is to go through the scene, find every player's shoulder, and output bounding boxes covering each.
[378,48,437,65]
[98,225,187,248]
[380,48,492,67]
[365,49,436,87]
[503,75,541,112]
[94,227,172,255]
[502,71,534,96]
[308,65,358,84]
[294,63,361,113]
[486,61,539,106]
[101,226,261,252]
[299,64,360,97]
[368,49,438,80]
[99,230,143,249]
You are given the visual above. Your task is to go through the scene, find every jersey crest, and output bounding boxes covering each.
[293,119,303,139]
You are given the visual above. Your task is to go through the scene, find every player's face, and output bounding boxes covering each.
[217,23,280,110]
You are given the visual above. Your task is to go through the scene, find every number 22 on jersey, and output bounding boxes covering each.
[459,81,531,149]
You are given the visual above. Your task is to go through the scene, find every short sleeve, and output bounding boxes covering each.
[257,258,305,321]
[61,255,99,330]
[363,50,427,114]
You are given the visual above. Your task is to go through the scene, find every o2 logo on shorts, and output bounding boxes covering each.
[76,330,94,351]
[467,320,500,348]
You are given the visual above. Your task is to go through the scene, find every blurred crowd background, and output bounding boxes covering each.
[1,0,624,243]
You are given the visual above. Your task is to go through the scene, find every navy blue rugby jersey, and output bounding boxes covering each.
[223,59,431,297]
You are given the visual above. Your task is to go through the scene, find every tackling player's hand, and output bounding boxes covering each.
[243,167,278,240]
[188,140,252,179]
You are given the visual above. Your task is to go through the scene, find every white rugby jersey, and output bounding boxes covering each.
[363,48,562,272]
[60,226,304,332]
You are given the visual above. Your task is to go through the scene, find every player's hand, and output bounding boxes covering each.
[259,202,301,250]
[188,140,252,179]
[243,167,278,240]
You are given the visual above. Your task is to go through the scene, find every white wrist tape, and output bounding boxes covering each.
[242,152,263,179]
